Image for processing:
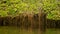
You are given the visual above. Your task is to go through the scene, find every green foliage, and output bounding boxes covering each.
[42,0,60,20]
[0,10,8,17]
[47,10,60,20]
[42,0,57,12]
[0,0,60,20]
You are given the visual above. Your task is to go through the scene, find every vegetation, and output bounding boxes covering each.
[0,0,60,20]
[0,0,60,34]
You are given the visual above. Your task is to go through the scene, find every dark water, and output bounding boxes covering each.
[0,26,60,34]
[0,26,45,34]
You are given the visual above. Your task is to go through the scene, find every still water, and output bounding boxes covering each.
[0,26,60,34]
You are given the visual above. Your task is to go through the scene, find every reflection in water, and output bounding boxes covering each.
[0,11,46,34]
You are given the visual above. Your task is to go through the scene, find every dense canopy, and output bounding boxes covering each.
[0,0,60,20]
